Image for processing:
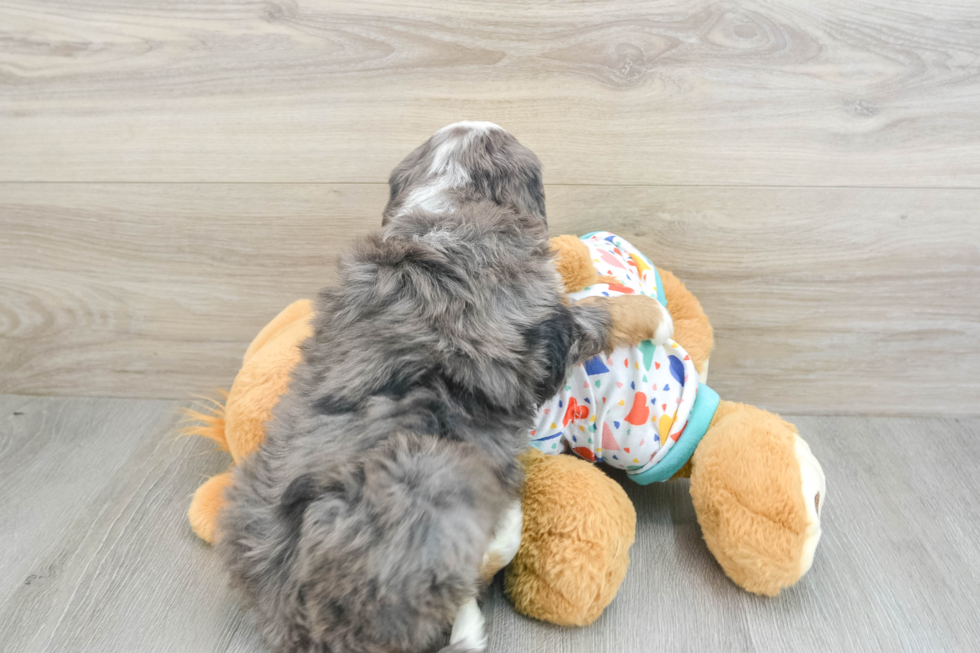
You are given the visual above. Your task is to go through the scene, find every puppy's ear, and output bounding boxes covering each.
[383,140,431,225]
[526,308,575,404]
[279,473,320,520]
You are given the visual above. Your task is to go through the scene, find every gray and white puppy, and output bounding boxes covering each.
[217,122,671,653]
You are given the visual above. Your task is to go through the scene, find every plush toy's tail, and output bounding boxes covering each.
[179,390,230,452]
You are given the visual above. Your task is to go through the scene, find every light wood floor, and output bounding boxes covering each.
[2,0,979,651]
[2,395,979,652]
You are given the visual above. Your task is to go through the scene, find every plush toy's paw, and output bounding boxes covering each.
[607,294,673,348]
[689,402,825,596]
[188,471,234,545]
[505,450,635,627]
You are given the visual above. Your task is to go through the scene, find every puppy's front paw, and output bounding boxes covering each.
[604,294,674,349]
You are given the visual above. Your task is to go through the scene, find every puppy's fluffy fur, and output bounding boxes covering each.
[218,123,660,653]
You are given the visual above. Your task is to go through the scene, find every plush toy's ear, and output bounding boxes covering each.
[550,235,600,293]
[655,268,713,378]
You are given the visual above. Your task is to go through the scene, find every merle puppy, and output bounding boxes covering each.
[218,122,673,653]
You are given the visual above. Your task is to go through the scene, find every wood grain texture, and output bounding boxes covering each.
[2,183,977,414]
[2,396,979,652]
[1,0,979,185]
[2,1,977,650]
[0,395,264,653]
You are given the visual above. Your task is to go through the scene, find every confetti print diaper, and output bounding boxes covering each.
[530,232,700,476]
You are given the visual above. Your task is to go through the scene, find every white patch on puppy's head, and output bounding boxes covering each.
[437,120,502,136]
[399,123,503,217]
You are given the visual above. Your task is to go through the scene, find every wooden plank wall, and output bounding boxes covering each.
[2,0,979,414]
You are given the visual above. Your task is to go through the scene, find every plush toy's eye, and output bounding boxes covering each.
[814,492,822,515]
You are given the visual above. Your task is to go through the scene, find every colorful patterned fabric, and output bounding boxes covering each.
[529,232,705,480]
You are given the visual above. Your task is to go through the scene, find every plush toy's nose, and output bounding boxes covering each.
[794,434,827,577]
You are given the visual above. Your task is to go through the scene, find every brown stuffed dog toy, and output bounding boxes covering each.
[504,233,825,626]
[185,233,825,629]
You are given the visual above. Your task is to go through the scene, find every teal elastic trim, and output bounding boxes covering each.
[653,266,667,307]
[578,232,667,306]
[628,383,720,485]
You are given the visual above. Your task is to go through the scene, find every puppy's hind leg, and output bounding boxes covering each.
[479,501,523,583]
[444,597,487,653]
[441,502,521,653]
